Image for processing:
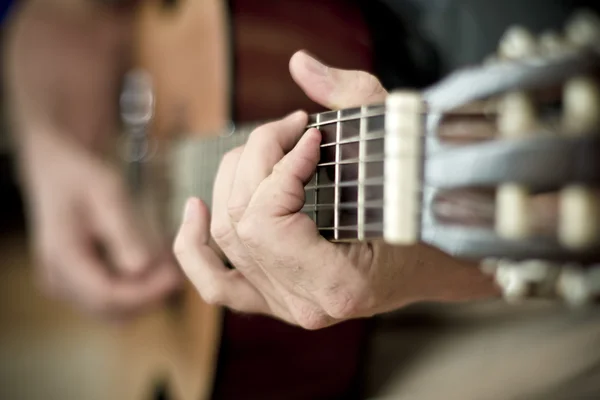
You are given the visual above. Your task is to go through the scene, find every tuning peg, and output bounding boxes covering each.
[519,259,555,282]
[496,184,531,239]
[558,185,600,249]
[558,76,600,249]
[557,264,592,307]
[495,92,538,239]
[497,92,538,137]
[494,259,558,304]
[562,76,600,135]
[498,26,537,60]
[565,9,600,47]
[495,262,529,303]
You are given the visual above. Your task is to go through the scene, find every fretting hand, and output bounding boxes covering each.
[173,51,499,329]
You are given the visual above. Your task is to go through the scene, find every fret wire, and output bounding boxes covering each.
[168,104,491,151]
[302,200,385,210]
[316,151,427,167]
[313,113,321,225]
[304,177,384,191]
[318,155,384,167]
[305,186,428,194]
[307,110,385,129]
[318,223,384,231]
[317,129,446,148]
[334,110,341,240]
[319,131,385,148]
[358,105,367,241]
[303,204,424,213]
[307,107,490,129]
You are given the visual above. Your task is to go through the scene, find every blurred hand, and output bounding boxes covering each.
[5,3,182,320]
[173,51,497,329]
[21,130,181,320]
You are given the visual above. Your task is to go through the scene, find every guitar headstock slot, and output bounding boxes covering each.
[418,9,600,265]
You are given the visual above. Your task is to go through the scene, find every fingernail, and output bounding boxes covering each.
[183,198,197,223]
[286,109,307,121]
[301,51,328,76]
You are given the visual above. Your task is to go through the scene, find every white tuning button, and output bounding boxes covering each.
[497,92,539,137]
[496,92,538,240]
[557,265,591,307]
[558,77,600,249]
[562,76,600,135]
[495,261,529,304]
[496,184,531,239]
[559,185,599,249]
[565,9,600,47]
[519,259,554,282]
[499,26,537,60]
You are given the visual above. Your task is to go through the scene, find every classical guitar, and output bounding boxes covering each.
[115,10,600,398]
[2,4,597,400]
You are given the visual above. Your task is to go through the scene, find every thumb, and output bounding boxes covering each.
[289,50,388,110]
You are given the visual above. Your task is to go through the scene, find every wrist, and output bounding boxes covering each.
[375,243,501,310]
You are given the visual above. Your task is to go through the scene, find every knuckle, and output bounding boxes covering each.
[356,72,385,99]
[199,283,225,306]
[235,215,259,246]
[227,201,246,223]
[322,290,360,319]
[248,125,268,142]
[172,233,188,260]
[210,218,235,245]
[292,302,330,330]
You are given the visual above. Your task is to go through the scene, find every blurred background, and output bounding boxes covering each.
[0,1,599,400]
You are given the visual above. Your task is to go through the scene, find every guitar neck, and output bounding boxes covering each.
[166,103,392,241]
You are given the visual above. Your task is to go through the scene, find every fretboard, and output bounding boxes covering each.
[167,103,388,241]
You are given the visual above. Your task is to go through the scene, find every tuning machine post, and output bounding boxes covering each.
[495,27,540,241]
[481,258,600,306]
[558,30,600,249]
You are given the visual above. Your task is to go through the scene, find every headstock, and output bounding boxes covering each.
[383,10,600,305]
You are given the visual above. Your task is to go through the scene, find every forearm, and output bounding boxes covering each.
[375,242,500,309]
[3,0,135,154]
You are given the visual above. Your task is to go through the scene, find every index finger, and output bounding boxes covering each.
[227,110,308,224]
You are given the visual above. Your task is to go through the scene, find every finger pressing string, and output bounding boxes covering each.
[262,128,322,216]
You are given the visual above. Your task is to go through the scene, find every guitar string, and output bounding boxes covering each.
[202,107,494,147]
[162,108,488,229]
[300,203,423,212]
[303,183,430,192]
[305,106,493,129]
